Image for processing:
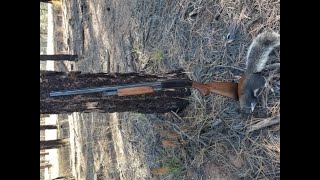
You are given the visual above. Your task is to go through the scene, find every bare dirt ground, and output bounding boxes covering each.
[53,0,280,179]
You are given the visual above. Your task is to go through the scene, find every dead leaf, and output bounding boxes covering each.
[161,139,177,148]
[151,167,170,176]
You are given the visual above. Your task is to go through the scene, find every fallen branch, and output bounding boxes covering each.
[247,114,280,133]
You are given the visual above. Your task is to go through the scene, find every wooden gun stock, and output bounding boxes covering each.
[117,86,155,96]
[192,81,239,100]
[117,81,239,100]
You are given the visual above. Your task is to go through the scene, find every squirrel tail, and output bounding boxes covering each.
[246,31,280,74]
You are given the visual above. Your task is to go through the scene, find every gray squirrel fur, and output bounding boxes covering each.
[239,31,280,116]
[246,31,280,74]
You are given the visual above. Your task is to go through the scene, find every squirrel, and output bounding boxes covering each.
[238,31,280,116]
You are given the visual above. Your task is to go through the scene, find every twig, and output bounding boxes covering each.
[211,118,222,127]
[211,65,245,72]
[246,114,280,133]
[265,63,280,70]
[169,111,208,146]
[210,63,280,74]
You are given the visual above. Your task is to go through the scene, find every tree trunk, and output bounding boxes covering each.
[40,152,49,156]
[40,54,78,61]
[40,70,191,114]
[40,139,68,150]
[40,125,58,130]
[40,163,52,169]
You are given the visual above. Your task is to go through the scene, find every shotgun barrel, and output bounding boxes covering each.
[49,79,192,97]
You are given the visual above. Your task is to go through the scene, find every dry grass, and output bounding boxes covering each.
[128,0,280,179]
[57,0,280,179]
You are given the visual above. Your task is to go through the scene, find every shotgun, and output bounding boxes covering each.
[49,79,239,100]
